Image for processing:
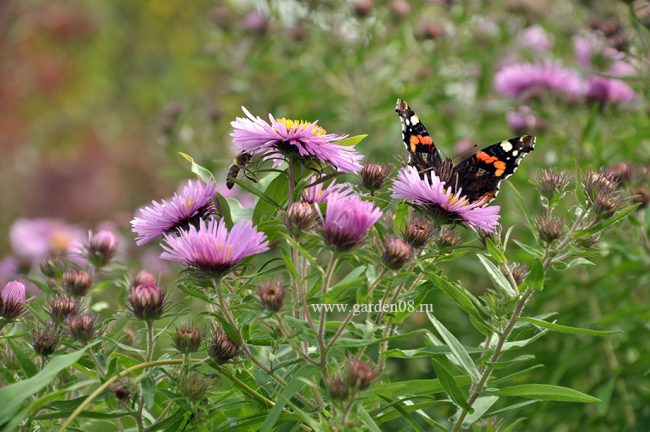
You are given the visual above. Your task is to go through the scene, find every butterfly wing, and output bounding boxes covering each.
[453,135,536,205]
[395,98,442,172]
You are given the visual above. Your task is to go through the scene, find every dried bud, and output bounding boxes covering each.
[257,282,286,312]
[360,163,391,193]
[48,296,80,323]
[593,194,623,219]
[63,269,92,297]
[347,358,377,390]
[112,383,133,401]
[437,228,462,248]
[582,170,618,202]
[537,214,563,243]
[127,283,165,321]
[632,187,650,208]
[390,0,411,19]
[604,162,635,184]
[286,201,315,236]
[511,263,528,285]
[534,169,569,201]
[33,325,60,357]
[208,328,239,364]
[402,217,433,248]
[382,238,413,270]
[0,280,27,320]
[86,230,118,267]
[40,254,66,278]
[328,377,349,400]
[179,373,212,402]
[173,325,202,354]
[68,313,97,343]
[132,270,157,287]
[352,0,374,18]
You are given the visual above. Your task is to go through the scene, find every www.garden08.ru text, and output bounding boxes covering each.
[311,301,433,316]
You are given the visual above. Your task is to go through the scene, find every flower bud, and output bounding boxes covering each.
[327,377,349,400]
[582,170,617,202]
[63,269,92,297]
[257,282,286,312]
[347,358,377,390]
[437,228,462,248]
[390,0,411,19]
[402,218,433,249]
[0,280,27,320]
[40,254,66,278]
[352,0,374,18]
[604,162,635,184]
[179,373,211,403]
[48,296,80,323]
[416,21,445,40]
[382,238,413,270]
[127,283,165,321]
[173,325,202,354]
[86,230,118,267]
[632,187,650,209]
[511,263,529,285]
[593,195,623,219]
[208,328,239,364]
[33,325,60,357]
[68,313,97,343]
[240,11,268,35]
[534,169,569,201]
[112,382,134,402]
[537,214,563,243]
[286,202,315,236]
[360,163,391,193]
[132,270,157,287]
[291,23,308,42]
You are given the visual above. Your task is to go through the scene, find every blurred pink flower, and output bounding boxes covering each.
[586,76,637,104]
[0,256,19,283]
[573,35,635,78]
[519,25,552,51]
[9,218,84,263]
[494,60,587,100]
[506,106,545,134]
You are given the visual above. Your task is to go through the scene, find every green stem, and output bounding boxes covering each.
[217,366,275,407]
[136,321,156,431]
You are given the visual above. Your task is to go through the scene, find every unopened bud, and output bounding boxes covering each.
[360,163,391,193]
[534,169,569,201]
[112,382,133,402]
[511,263,528,285]
[604,162,635,184]
[127,283,165,321]
[173,325,202,354]
[438,228,462,248]
[537,214,563,243]
[347,358,377,390]
[68,313,97,343]
[240,11,268,35]
[286,201,315,236]
[40,255,66,278]
[48,296,80,323]
[63,269,92,297]
[33,325,60,357]
[352,0,374,18]
[390,0,411,19]
[179,373,212,402]
[402,217,433,248]
[208,328,239,364]
[0,280,27,320]
[132,270,157,287]
[632,187,650,209]
[257,282,286,312]
[86,230,118,267]
[382,238,413,270]
[328,377,349,400]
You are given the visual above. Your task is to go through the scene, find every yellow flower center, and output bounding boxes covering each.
[275,118,327,136]
[182,196,194,211]
[445,187,470,207]
[215,240,234,260]
[49,232,72,252]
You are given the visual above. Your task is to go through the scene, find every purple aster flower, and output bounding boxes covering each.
[1,280,27,320]
[573,35,635,78]
[391,166,500,233]
[0,256,19,284]
[131,180,217,245]
[506,106,545,135]
[9,218,84,263]
[494,60,587,100]
[230,107,363,173]
[160,218,269,276]
[519,25,552,51]
[586,76,637,104]
[319,193,383,251]
[302,176,352,204]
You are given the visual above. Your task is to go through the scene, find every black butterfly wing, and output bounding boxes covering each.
[452,135,536,205]
[395,98,442,172]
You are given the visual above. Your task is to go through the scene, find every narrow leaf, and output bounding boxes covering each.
[492,384,600,403]
[427,312,481,383]
[477,254,516,297]
[521,317,620,336]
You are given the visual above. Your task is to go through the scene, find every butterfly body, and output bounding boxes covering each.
[395,98,535,205]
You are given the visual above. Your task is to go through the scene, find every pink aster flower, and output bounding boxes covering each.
[519,25,552,51]
[160,218,269,276]
[391,166,500,233]
[586,76,637,104]
[573,35,635,78]
[230,107,363,173]
[9,218,84,263]
[131,180,217,245]
[494,60,587,100]
[319,193,383,251]
[302,176,352,204]
[0,280,27,320]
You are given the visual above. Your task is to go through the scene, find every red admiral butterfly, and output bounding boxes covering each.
[396,98,535,205]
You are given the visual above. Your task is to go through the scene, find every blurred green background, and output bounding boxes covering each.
[1,0,649,430]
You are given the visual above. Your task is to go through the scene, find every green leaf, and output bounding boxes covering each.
[477,254,516,297]
[358,406,382,432]
[572,204,640,239]
[431,357,472,411]
[178,152,215,183]
[0,344,94,424]
[459,396,498,428]
[427,312,481,383]
[377,396,426,432]
[337,134,367,147]
[215,192,233,228]
[485,238,507,265]
[520,317,620,336]
[512,240,544,258]
[8,340,38,378]
[525,259,545,291]
[260,366,316,432]
[253,171,288,225]
[492,384,600,403]
[372,378,472,399]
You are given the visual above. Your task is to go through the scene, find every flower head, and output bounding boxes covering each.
[131,180,217,245]
[85,230,118,267]
[173,325,202,354]
[63,269,93,297]
[402,217,434,248]
[382,238,413,270]
[573,35,635,77]
[391,166,500,233]
[208,327,239,364]
[360,163,392,193]
[285,201,315,236]
[48,296,80,323]
[9,218,84,263]
[302,176,352,204]
[347,358,377,390]
[586,76,637,104]
[33,325,60,357]
[128,282,166,321]
[160,219,269,276]
[68,313,97,343]
[494,60,587,100]
[257,282,286,312]
[320,193,383,251]
[0,280,27,320]
[231,108,363,173]
[519,25,552,51]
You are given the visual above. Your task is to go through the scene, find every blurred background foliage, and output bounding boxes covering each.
[1,0,649,430]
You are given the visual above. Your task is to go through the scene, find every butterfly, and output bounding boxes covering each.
[396,98,536,205]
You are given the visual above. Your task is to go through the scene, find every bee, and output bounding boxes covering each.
[226,152,253,189]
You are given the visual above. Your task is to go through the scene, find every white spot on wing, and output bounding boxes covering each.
[511,150,518,156]
[410,115,419,124]
[500,141,513,152]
